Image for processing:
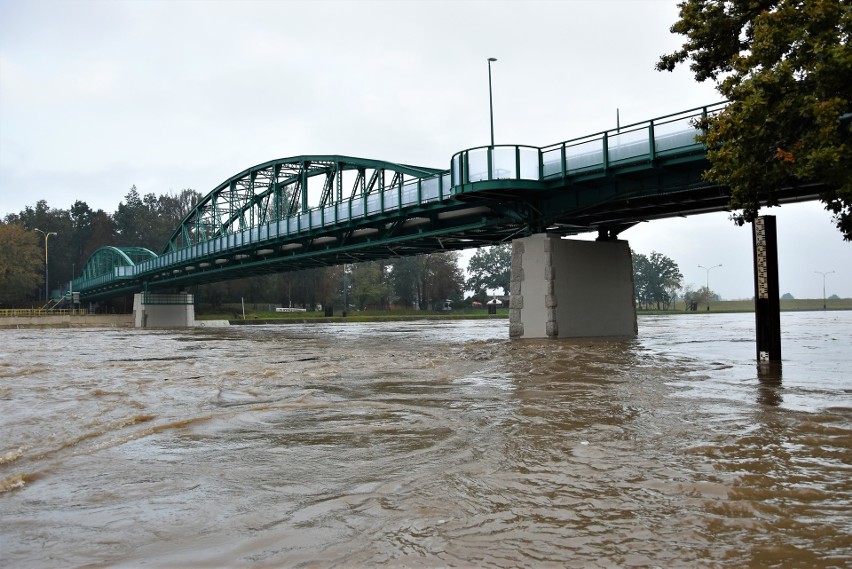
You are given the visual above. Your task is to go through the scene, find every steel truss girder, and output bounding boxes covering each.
[164,155,444,254]
[80,246,158,280]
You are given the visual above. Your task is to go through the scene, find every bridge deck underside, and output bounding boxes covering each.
[79,204,525,300]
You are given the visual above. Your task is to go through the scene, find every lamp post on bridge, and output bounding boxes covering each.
[487,57,497,147]
[33,228,57,303]
[814,270,835,310]
[698,263,722,311]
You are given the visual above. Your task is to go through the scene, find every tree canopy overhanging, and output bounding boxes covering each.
[658,0,852,240]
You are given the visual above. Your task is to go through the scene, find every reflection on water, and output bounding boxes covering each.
[757,361,784,407]
[0,312,850,567]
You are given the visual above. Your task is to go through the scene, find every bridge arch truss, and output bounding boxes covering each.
[163,156,449,254]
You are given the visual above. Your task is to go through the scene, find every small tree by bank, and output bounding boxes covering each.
[632,250,684,310]
[466,245,511,297]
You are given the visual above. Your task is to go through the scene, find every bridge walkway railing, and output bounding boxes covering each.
[451,102,724,187]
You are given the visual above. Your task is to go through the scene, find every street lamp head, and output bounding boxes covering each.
[488,57,497,62]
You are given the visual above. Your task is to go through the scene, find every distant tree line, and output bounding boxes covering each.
[1,187,202,307]
[0,187,469,311]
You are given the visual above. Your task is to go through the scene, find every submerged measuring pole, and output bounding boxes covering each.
[753,216,781,362]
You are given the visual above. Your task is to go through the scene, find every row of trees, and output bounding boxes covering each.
[241,248,733,313]
[197,252,466,314]
[1,186,203,305]
[0,187,472,310]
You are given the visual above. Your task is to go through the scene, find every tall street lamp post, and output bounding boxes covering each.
[487,57,497,147]
[814,270,835,310]
[34,228,58,303]
[698,263,722,311]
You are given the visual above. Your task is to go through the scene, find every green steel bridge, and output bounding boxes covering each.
[73,102,823,301]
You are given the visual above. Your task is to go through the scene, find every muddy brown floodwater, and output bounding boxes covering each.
[1,312,850,568]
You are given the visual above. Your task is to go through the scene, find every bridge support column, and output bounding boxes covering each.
[133,292,196,328]
[509,234,637,339]
[753,216,781,362]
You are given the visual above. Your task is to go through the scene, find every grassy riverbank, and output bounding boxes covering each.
[1,300,847,329]
[638,298,852,314]
[197,298,851,324]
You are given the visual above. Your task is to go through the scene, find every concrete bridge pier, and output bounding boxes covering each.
[509,234,637,339]
[133,292,196,328]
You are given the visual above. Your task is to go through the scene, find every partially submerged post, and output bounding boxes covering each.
[753,216,781,362]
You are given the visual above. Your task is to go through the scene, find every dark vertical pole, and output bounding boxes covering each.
[488,57,497,147]
[753,216,781,361]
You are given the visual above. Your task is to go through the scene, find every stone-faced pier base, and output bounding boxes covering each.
[509,234,637,339]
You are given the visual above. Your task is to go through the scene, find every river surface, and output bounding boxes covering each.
[1,312,850,568]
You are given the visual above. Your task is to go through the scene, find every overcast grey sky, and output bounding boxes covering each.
[1,0,849,299]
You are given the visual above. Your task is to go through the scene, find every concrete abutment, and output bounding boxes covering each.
[509,234,637,339]
[133,293,196,328]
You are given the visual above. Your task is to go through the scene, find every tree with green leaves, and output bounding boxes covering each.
[387,252,464,310]
[466,244,511,296]
[658,0,852,239]
[350,261,390,310]
[389,255,427,308]
[9,199,77,294]
[424,252,465,308]
[0,223,43,306]
[632,250,683,310]
[691,285,719,311]
[114,186,201,252]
